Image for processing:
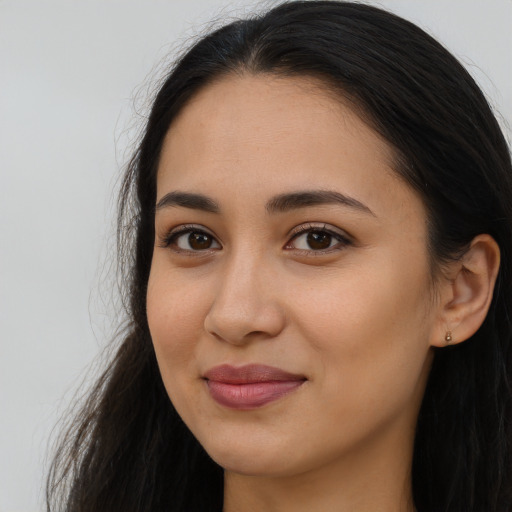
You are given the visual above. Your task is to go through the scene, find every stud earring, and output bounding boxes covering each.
[445,331,453,344]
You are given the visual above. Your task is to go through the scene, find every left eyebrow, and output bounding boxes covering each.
[265,190,375,216]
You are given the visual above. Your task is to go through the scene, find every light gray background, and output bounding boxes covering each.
[1,1,511,510]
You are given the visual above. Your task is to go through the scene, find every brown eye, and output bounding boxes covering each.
[163,227,221,252]
[287,226,351,253]
[188,232,214,250]
[306,231,332,250]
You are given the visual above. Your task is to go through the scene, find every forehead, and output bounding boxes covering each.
[156,73,423,226]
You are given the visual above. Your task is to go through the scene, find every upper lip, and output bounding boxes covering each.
[203,364,306,384]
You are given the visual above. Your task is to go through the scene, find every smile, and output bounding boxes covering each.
[203,364,307,410]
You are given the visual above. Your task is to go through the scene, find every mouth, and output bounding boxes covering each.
[203,364,307,410]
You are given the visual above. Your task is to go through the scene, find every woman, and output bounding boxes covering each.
[47,1,512,511]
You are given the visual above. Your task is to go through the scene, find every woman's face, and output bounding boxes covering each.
[147,74,441,477]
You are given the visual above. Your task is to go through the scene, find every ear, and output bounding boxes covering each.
[430,234,500,348]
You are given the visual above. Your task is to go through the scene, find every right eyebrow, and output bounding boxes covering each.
[155,191,220,213]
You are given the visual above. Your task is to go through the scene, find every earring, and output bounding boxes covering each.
[445,331,453,344]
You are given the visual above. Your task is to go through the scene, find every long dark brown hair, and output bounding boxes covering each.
[47,2,512,511]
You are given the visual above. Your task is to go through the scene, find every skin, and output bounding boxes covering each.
[146,74,499,512]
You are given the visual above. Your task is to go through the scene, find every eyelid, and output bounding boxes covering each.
[284,222,353,253]
[287,222,350,239]
[158,224,222,252]
[157,222,352,255]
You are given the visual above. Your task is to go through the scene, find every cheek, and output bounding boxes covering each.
[288,255,433,412]
[291,260,429,341]
[146,265,210,383]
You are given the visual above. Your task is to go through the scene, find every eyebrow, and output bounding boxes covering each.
[155,191,220,213]
[155,189,375,216]
[265,190,375,216]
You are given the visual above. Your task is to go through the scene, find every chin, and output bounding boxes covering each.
[211,451,293,477]
[198,431,300,477]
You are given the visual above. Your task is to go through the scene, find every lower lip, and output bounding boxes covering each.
[206,380,305,410]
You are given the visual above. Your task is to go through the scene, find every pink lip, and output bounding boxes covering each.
[203,364,306,410]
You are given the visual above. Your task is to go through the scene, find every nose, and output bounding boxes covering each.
[204,251,286,345]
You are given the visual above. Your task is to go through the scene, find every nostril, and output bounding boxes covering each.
[203,278,287,344]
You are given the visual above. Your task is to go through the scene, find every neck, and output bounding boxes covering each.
[223,421,416,512]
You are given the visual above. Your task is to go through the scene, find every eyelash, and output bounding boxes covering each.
[158,223,352,255]
[159,224,220,254]
[286,223,352,254]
